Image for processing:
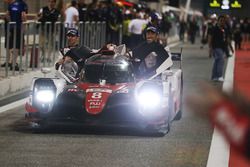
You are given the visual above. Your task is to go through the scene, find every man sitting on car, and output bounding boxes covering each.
[55,28,91,70]
[131,26,171,78]
[55,28,93,79]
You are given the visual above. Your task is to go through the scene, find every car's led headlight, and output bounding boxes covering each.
[35,90,55,103]
[137,89,161,108]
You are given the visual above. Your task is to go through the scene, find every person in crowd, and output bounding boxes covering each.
[1,0,27,71]
[188,17,199,44]
[106,2,123,45]
[233,19,243,50]
[179,18,186,42]
[131,26,170,78]
[160,12,172,43]
[208,15,233,82]
[128,12,148,49]
[187,83,250,160]
[122,10,132,48]
[241,17,249,44]
[64,0,79,28]
[77,0,88,22]
[37,0,60,62]
[86,0,99,21]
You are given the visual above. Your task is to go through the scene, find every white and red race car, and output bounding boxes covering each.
[25,45,183,136]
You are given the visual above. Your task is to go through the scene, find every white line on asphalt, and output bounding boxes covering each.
[0,98,28,114]
[206,49,235,167]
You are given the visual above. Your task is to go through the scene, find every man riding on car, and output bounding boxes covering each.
[131,26,171,78]
[55,28,93,79]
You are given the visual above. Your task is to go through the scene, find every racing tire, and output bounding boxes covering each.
[174,110,182,121]
[147,119,170,137]
[154,123,170,137]
[29,120,49,133]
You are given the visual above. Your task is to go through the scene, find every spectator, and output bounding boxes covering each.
[78,0,87,22]
[106,2,123,45]
[128,13,148,48]
[131,26,170,78]
[241,18,249,44]
[188,17,198,44]
[37,0,60,62]
[160,12,172,40]
[233,19,243,50]
[1,0,27,71]
[179,18,186,42]
[122,10,132,48]
[208,15,233,82]
[64,0,79,28]
[86,0,99,21]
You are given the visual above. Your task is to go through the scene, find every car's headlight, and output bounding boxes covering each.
[35,90,55,103]
[137,89,161,108]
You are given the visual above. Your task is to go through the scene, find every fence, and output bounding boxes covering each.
[0,21,122,78]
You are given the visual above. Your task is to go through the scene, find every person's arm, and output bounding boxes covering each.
[73,8,79,23]
[5,10,10,22]
[21,2,28,22]
[208,34,213,57]
[187,83,250,159]
[211,100,250,158]
[155,43,170,64]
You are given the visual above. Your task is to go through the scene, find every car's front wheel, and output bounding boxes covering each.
[29,120,48,133]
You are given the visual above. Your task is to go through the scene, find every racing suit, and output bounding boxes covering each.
[132,41,170,78]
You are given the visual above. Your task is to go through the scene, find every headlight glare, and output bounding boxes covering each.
[137,90,161,107]
[35,90,54,103]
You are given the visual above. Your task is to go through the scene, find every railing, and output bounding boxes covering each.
[0,21,120,78]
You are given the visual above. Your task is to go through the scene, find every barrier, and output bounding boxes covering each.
[0,21,108,78]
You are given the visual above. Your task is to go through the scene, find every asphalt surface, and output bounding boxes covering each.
[0,41,222,167]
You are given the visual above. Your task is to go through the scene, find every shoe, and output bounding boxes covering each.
[1,63,11,67]
[212,78,218,82]
[10,64,20,71]
[217,77,224,82]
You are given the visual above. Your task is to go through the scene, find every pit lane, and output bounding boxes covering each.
[0,42,219,167]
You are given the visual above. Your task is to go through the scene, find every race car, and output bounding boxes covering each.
[25,45,183,136]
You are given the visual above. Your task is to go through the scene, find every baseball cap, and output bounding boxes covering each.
[146,26,159,34]
[66,28,79,36]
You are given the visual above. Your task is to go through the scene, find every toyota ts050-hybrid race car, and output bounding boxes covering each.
[25,45,183,136]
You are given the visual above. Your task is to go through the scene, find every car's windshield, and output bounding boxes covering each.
[83,64,134,83]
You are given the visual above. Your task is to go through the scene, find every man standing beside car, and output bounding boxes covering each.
[131,26,170,78]
[208,15,233,82]
[37,0,60,62]
[1,0,27,71]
